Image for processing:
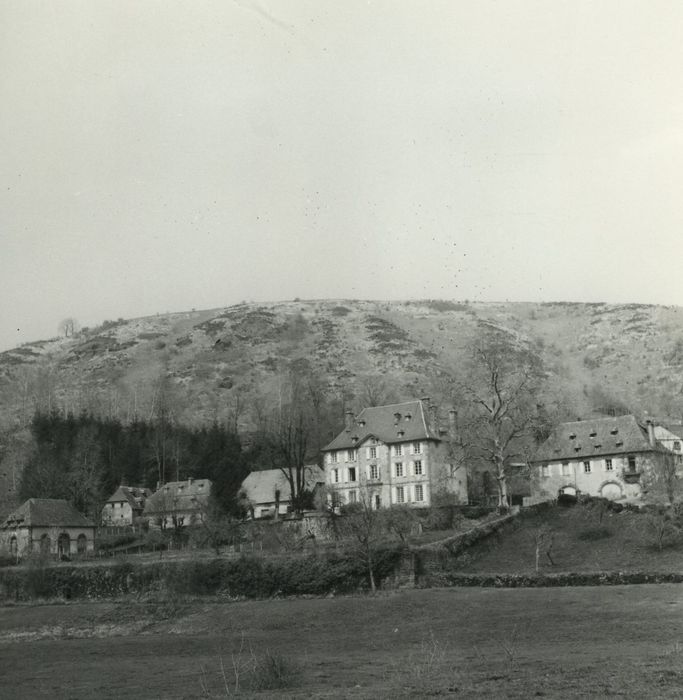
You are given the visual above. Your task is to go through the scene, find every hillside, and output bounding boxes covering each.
[2,299,683,436]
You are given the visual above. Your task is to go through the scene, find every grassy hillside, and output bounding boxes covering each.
[2,300,683,434]
[447,501,683,575]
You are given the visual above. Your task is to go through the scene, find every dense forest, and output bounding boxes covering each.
[18,411,248,517]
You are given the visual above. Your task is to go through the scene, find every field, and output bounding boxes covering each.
[448,503,683,575]
[1,585,683,698]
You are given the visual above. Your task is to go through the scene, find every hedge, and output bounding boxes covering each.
[0,547,405,602]
[422,570,683,588]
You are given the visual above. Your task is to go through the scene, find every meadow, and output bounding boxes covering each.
[1,584,682,698]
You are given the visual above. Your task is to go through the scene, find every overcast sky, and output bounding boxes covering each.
[2,1,683,351]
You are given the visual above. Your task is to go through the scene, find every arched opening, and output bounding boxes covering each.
[57,533,71,559]
[559,485,577,496]
[39,534,51,554]
[77,534,87,554]
[600,481,623,501]
[9,536,17,557]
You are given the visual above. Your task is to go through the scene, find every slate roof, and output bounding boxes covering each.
[240,465,325,505]
[323,400,440,451]
[106,486,151,509]
[144,478,212,515]
[2,499,95,529]
[533,415,664,463]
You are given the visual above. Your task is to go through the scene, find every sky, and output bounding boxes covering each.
[2,1,683,351]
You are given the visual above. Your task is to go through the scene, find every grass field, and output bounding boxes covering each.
[448,503,683,575]
[1,585,683,698]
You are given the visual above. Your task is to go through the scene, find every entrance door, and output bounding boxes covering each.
[57,533,71,559]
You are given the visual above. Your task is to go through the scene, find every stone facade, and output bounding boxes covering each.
[322,400,467,508]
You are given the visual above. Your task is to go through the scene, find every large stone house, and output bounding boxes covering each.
[321,399,467,509]
[1,499,96,559]
[530,415,672,503]
[101,485,151,526]
[143,478,212,529]
[239,465,325,519]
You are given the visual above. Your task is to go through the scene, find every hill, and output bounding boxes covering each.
[2,299,683,434]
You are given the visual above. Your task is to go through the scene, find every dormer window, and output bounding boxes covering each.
[574,445,581,452]
[358,420,366,427]
[589,431,597,438]
[397,429,405,437]
[610,428,619,435]
[569,433,576,440]
[594,443,602,449]
[351,435,358,444]
[405,413,412,421]
[393,412,402,424]
[615,440,623,447]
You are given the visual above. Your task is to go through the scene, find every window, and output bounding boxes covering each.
[541,464,549,477]
[561,462,570,476]
[583,461,591,474]
[369,446,377,459]
[9,536,17,557]
[414,484,424,502]
[395,462,404,477]
[331,451,338,464]
[628,455,637,472]
[347,449,356,462]
[605,458,613,471]
[674,441,681,452]
[370,464,379,480]
[333,469,339,483]
[412,442,422,454]
[394,444,403,456]
[374,494,381,509]
[348,467,357,482]
[348,490,357,504]
[414,460,423,475]
[396,486,405,503]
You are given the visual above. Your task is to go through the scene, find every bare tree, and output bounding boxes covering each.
[58,317,79,338]
[453,332,545,509]
[642,451,683,505]
[338,488,385,592]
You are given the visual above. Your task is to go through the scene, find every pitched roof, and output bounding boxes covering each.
[106,486,151,508]
[240,465,325,505]
[323,400,440,451]
[144,478,212,515]
[533,415,663,463]
[2,499,95,529]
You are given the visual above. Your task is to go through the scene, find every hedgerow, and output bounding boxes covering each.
[0,547,405,602]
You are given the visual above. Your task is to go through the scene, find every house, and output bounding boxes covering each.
[321,399,467,509]
[143,478,212,529]
[1,498,96,559]
[530,415,672,503]
[101,485,151,526]
[653,420,683,461]
[239,465,325,518]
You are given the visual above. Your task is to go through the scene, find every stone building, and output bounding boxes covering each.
[101,485,151,526]
[321,399,467,508]
[143,478,212,529]
[530,415,672,503]
[1,498,96,559]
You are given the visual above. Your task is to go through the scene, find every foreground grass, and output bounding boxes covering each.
[1,585,683,698]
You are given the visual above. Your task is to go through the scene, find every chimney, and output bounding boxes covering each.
[344,410,354,432]
[188,477,193,486]
[393,412,402,425]
[646,419,656,447]
[428,403,439,434]
[448,409,457,435]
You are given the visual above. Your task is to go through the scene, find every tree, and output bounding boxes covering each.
[642,451,683,505]
[453,331,546,509]
[338,491,385,592]
[58,317,79,337]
